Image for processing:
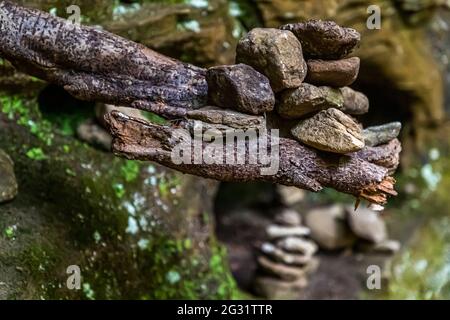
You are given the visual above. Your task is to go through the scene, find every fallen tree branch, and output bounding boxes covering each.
[0,1,401,204]
[0,0,207,118]
[106,111,399,205]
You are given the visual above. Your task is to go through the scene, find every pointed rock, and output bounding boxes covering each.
[340,87,369,115]
[236,28,307,92]
[206,64,275,115]
[277,83,344,119]
[306,57,360,87]
[291,108,365,154]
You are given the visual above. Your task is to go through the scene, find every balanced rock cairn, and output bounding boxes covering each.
[206,19,401,155]
[204,20,403,299]
[253,208,319,299]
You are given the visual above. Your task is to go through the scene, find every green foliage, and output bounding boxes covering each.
[4,226,15,239]
[26,147,46,160]
[121,160,140,182]
[0,95,54,146]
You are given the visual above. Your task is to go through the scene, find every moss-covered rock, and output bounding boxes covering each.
[0,94,240,299]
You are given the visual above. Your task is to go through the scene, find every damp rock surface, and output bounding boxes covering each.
[236,28,307,92]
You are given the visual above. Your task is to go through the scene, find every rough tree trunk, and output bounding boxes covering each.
[0,1,400,204]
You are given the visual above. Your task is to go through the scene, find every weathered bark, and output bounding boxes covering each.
[0,0,207,118]
[0,1,400,204]
[106,111,399,205]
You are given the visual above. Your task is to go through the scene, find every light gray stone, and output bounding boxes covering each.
[305,205,356,250]
[346,206,388,244]
[266,225,310,239]
[363,122,402,147]
[274,208,302,226]
[291,108,365,154]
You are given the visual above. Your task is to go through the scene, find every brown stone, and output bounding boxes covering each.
[291,108,365,154]
[236,28,307,92]
[206,64,275,115]
[340,87,369,115]
[281,20,360,59]
[257,255,306,281]
[277,83,344,119]
[306,57,360,87]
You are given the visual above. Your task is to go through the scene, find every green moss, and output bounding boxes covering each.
[26,147,46,160]
[121,160,140,182]
[1,92,240,300]
[112,183,126,199]
[0,95,54,146]
[4,226,15,239]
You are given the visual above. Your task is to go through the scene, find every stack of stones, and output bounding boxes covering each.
[206,19,401,154]
[253,208,319,299]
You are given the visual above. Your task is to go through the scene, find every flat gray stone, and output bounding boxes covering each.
[266,225,310,239]
[363,122,402,147]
